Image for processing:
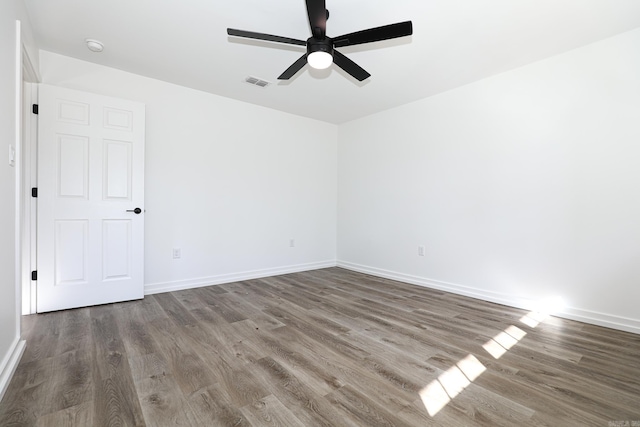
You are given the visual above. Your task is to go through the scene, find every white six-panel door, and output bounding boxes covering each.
[37,84,145,312]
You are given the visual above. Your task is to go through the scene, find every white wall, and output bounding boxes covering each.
[338,28,640,333]
[0,0,37,400]
[40,51,337,293]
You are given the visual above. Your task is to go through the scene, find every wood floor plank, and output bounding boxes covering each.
[171,289,214,312]
[19,312,62,364]
[189,309,266,366]
[263,304,372,361]
[115,300,159,358]
[240,394,306,427]
[145,318,218,396]
[192,288,248,323]
[128,352,169,383]
[42,349,93,415]
[222,292,286,329]
[57,308,92,356]
[134,371,199,427]
[153,292,199,327]
[178,321,270,408]
[0,384,45,426]
[187,384,253,427]
[2,267,639,426]
[252,356,358,427]
[395,399,460,427]
[2,356,55,394]
[90,306,146,427]
[469,366,609,426]
[476,334,640,407]
[134,295,170,324]
[255,279,319,311]
[267,325,417,413]
[92,375,145,427]
[34,401,94,427]
[250,289,351,336]
[232,320,343,397]
[325,384,414,427]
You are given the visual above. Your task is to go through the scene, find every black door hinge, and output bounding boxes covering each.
[32,187,37,198]
[32,104,39,114]
[31,271,37,281]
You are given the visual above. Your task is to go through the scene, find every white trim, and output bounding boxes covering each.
[28,83,37,314]
[0,338,26,402]
[144,260,338,295]
[337,260,640,335]
[21,43,40,83]
[1,19,28,406]
[558,307,640,335]
[19,38,39,315]
[21,82,37,315]
[13,18,23,356]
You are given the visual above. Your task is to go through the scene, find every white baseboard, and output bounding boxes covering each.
[337,261,640,335]
[0,338,26,403]
[558,307,640,335]
[145,260,337,295]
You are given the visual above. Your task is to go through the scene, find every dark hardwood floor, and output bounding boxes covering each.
[1,267,639,426]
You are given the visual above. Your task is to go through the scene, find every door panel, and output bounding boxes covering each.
[103,140,132,200]
[102,219,132,281]
[57,134,89,199]
[54,220,88,285]
[37,84,145,312]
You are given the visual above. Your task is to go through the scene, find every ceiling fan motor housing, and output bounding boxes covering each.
[307,37,334,57]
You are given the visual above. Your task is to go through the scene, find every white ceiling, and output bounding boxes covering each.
[23,0,640,124]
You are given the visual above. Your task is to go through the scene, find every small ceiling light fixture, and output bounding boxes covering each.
[85,39,104,53]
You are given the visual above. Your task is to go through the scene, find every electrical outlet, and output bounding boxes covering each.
[289,239,295,248]
[418,245,425,257]
[172,248,181,259]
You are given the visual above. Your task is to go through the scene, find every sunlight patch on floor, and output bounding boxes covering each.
[520,311,547,328]
[419,298,563,417]
[419,354,486,416]
[520,296,565,328]
[483,324,527,359]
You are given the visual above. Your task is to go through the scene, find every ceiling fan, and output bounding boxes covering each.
[227,0,413,82]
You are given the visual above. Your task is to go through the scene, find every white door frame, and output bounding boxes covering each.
[19,32,40,315]
[1,20,39,403]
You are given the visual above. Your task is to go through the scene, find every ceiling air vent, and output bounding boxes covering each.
[245,76,271,88]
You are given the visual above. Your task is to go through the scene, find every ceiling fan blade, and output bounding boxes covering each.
[227,28,306,46]
[306,0,327,38]
[278,54,308,80]
[332,50,370,81]
[333,21,413,48]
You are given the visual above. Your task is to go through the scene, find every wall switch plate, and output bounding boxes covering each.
[418,245,425,256]
[289,239,295,248]
[172,248,181,259]
[9,144,15,167]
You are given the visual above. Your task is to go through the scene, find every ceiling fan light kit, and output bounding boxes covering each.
[307,51,332,69]
[307,38,333,69]
[227,0,412,82]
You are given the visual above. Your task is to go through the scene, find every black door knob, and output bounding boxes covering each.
[126,208,142,214]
